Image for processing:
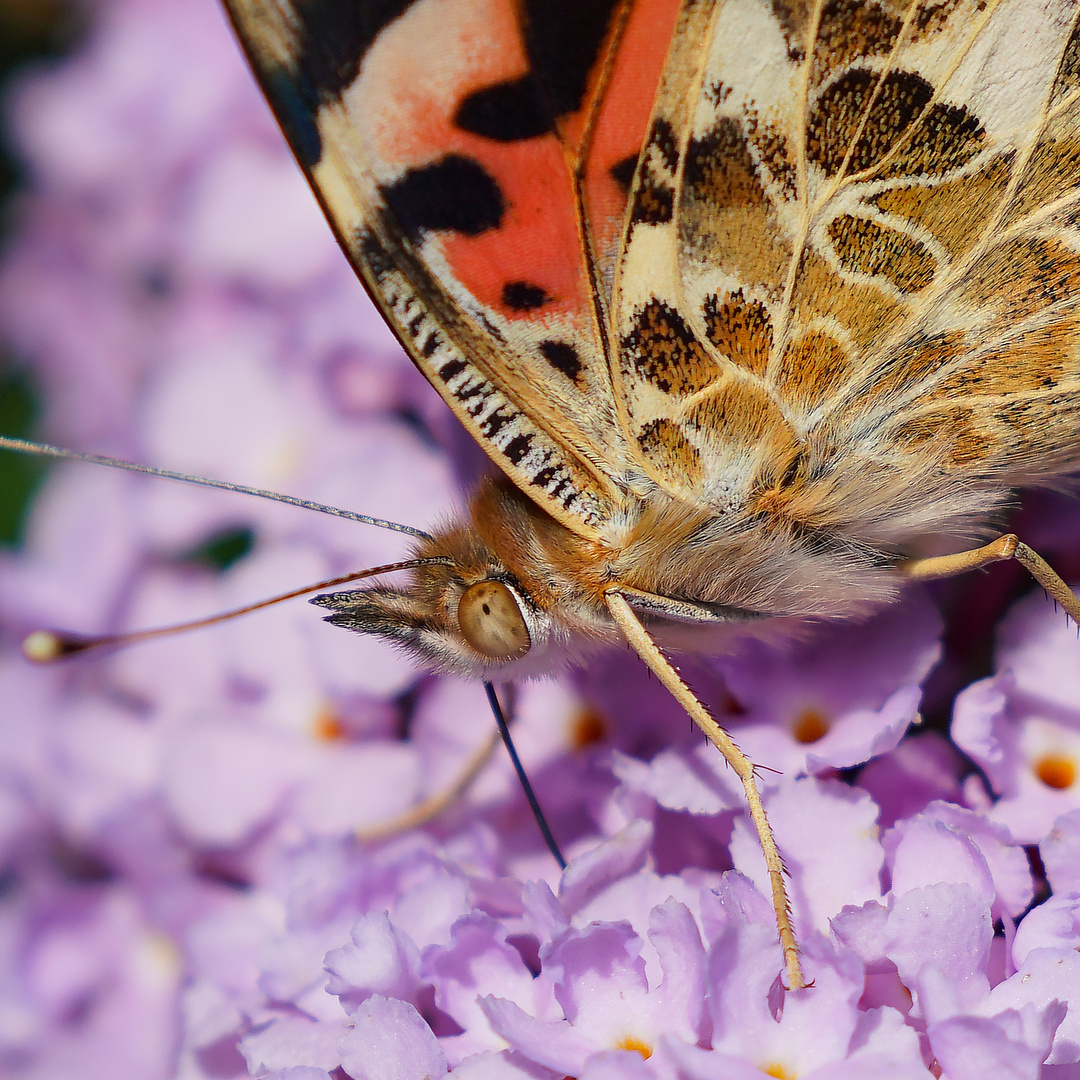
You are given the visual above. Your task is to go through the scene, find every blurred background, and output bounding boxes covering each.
[0,0,82,545]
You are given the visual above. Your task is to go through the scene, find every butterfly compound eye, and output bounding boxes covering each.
[457,581,531,660]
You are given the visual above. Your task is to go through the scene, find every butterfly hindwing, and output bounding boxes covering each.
[613,0,1080,544]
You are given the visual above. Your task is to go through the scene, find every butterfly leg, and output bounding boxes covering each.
[605,590,806,992]
[901,534,1080,624]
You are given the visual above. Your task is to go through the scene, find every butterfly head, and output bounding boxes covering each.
[310,477,613,678]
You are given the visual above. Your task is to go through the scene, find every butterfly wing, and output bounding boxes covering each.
[613,0,1080,547]
[222,0,684,537]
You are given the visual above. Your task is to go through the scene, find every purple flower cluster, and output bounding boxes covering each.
[2,1,1080,1077]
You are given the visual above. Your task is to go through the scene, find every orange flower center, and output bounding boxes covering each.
[792,708,830,744]
[570,707,608,749]
[1035,754,1076,789]
[761,1063,797,1079]
[313,709,345,742]
[616,1036,653,1059]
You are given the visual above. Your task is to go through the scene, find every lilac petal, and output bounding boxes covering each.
[716,592,941,775]
[830,901,891,968]
[729,778,882,935]
[1012,897,1080,966]
[749,937,867,1076]
[610,746,740,815]
[909,803,1032,920]
[448,1049,561,1078]
[654,1038,784,1080]
[576,1049,660,1079]
[1041,808,1080,896]
[392,865,473,950]
[520,880,567,945]
[558,820,653,916]
[647,899,708,1044]
[183,980,243,1052]
[884,884,992,1017]
[980,710,1080,845]
[706,918,782,1048]
[844,1004,925,1063]
[293,743,422,836]
[995,588,1080,714]
[186,141,335,284]
[338,995,447,1080]
[480,995,599,1076]
[568,871,704,981]
[986,949,1080,1064]
[541,922,648,1028]
[804,1054,930,1080]
[699,871,775,942]
[324,911,421,1012]
[277,1068,332,1080]
[423,912,547,1037]
[885,816,995,912]
[951,674,1016,795]
[927,1007,1062,1080]
[803,683,923,773]
[240,1016,344,1075]
[185,899,282,992]
[259,930,348,1018]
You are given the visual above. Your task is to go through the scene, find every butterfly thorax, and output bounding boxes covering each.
[314,473,904,678]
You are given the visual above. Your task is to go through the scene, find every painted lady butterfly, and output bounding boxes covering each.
[23,0,1080,992]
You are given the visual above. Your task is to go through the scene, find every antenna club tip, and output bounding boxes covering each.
[22,630,65,664]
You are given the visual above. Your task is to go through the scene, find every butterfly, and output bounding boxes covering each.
[132,0,1080,991]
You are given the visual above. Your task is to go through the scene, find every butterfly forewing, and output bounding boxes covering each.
[222,0,687,539]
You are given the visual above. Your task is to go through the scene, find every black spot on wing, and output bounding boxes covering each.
[382,156,504,243]
[629,118,681,225]
[519,0,621,118]
[630,176,673,225]
[292,0,417,99]
[685,117,767,207]
[621,300,716,396]
[502,281,550,311]
[610,153,638,194]
[808,67,985,179]
[539,339,583,385]
[808,68,939,176]
[479,406,515,440]
[456,76,551,141]
[264,66,322,168]
[236,0,420,168]
[452,0,622,143]
[504,434,533,464]
[1053,11,1080,103]
[650,118,679,173]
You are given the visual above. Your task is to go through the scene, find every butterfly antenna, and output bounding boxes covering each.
[0,435,433,540]
[483,681,566,870]
[22,557,454,662]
